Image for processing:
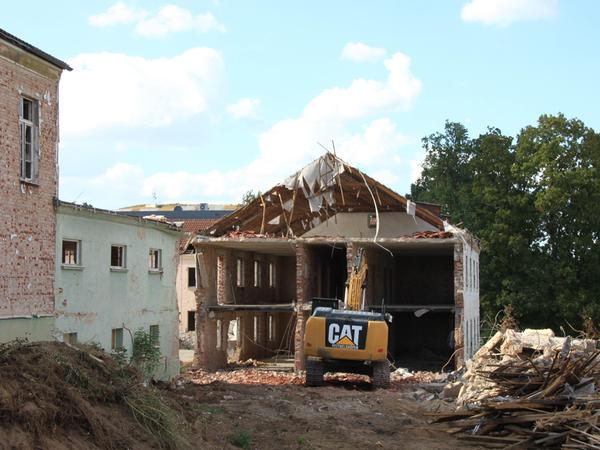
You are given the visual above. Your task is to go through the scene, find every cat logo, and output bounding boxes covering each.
[325,320,367,350]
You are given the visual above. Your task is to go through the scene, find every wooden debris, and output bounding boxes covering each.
[434,329,600,449]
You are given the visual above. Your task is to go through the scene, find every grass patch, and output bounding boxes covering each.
[229,430,252,449]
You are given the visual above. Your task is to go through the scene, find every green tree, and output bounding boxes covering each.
[411,114,600,332]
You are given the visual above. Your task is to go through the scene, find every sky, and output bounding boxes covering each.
[3,0,600,209]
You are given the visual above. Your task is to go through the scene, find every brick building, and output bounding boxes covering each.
[0,28,71,341]
[192,153,480,371]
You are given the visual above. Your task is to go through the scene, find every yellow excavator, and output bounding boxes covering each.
[304,248,391,388]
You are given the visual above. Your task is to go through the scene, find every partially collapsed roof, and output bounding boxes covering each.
[203,153,444,238]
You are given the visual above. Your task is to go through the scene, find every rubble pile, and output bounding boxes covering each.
[434,329,600,448]
[410,230,453,239]
[189,368,304,385]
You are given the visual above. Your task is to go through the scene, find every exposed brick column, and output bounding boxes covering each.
[194,246,220,369]
[453,243,465,369]
[294,243,309,371]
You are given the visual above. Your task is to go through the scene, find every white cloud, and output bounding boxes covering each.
[63,50,422,206]
[144,52,421,200]
[303,52,421,122]
[227,98,261,119]
[88,2,225,37]
[342,42,387,62]
[136,5,225,37]
[88,1,143,27]
[461,0,558,26]
[60,48,224,137]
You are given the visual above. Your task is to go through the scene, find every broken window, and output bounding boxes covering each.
[253,260,261,287]
[111,245,126,268]
[19,97,39,182]
[111,328,124,351]
[187,310,196,331]
[268,262,276,288]
[187,267,196,287]
[62,240,80,265]
[149,325,160,348]
[236,258,244,287]
[149,248,162,270]
[63,332,77,344]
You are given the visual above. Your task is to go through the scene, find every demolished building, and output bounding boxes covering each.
[192,153,480,371]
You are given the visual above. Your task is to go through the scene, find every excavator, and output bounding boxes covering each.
[303,248,391,388]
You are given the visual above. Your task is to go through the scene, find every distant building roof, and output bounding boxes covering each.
[120,210,232,221]
[180,219,219,234]
[0,27,72,71]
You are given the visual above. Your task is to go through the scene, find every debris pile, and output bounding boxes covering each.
[0,340,187,450]
[434,329,600,448]
[410,230,453,239]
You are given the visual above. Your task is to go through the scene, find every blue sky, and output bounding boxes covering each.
[3,0,599,208]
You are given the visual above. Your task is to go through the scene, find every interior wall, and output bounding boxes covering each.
[302,212,438,238]
[388,311,455,371]
[311,245,347,301]
[225,251,296,305]
[364,247,455,370]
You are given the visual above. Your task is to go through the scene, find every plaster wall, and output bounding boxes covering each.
[302,212,437,238]
[54,207,180,380]
[176,253,197,340]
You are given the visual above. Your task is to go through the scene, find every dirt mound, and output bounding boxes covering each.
[0,340,187,450]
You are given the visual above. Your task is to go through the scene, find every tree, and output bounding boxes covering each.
[241,190,260,206]
[411,114,600,332]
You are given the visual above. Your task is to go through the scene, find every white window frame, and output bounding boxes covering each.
[110,244,127,269]
[148,248,162,271]
[253,260,261,288]
[19,97,39,183]
[268,262,276,288]
[111,328,124,351]
[187,266,197,287]
[236,258,244,287]
[62,239,81,266]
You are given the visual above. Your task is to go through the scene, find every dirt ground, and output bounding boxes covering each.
[175,368,483,450]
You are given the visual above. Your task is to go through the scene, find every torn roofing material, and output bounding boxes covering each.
[203,152,445,238]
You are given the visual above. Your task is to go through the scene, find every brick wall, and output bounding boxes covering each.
[0,50,61,318]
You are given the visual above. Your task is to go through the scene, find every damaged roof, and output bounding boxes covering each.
[203,153,445,238]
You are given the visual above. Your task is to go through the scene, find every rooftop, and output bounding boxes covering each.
[0,27,72,71]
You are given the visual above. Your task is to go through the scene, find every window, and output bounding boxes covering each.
[236,258,244,287]
[187,267,196,287]
[268,263,276,288]
[111,328,123,351]
[268,315,275,342]
[63,332,77,344]
[62,240,80,265]
[19,97,39,182]
[111,245,126,268]
[253,260,261,287]
[149,325,160,348]
[149,249,162,270]
[216,320,222,350]
[187,310,196,331]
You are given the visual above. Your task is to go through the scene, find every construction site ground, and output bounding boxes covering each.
[178,363,482,450]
